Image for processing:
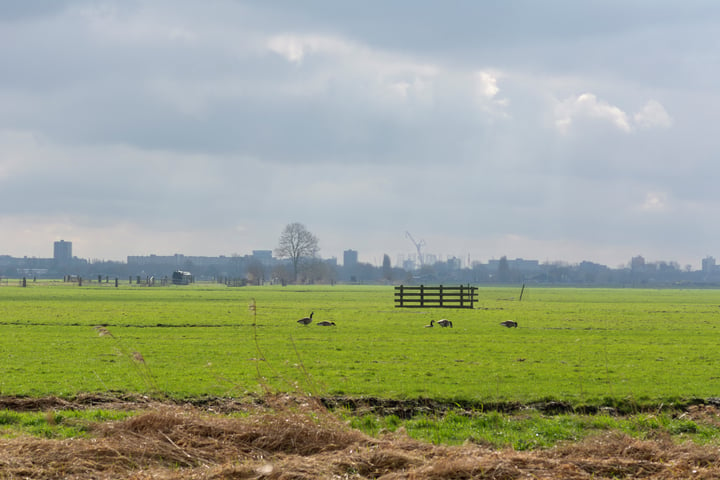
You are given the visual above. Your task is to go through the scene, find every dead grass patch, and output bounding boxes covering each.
[0,396,719,479]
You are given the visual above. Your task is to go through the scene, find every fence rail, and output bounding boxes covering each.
[394,284,478,309]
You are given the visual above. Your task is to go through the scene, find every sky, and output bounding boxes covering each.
[1,1,719,269]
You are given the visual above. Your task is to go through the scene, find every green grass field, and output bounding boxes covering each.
[1,282,720,407]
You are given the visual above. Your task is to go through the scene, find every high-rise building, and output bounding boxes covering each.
[702,256,716,273]
[252,250,273,266]
[343,249,358,267]
[53,240,72,264]
[630,255,645,271]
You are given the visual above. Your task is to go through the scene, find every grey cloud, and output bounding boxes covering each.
[0,1,76,22]
[1,0,720,265]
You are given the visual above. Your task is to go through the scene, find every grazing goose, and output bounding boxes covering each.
[500,320,518,328]
[437,319,453,328]
[424,320,435,328]
[297,312,314,325]
[317,321,336,326]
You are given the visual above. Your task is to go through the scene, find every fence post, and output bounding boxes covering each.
[22,277,26,288]
[420,285,424,307]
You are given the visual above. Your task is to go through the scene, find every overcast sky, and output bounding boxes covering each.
[1,1,719,268]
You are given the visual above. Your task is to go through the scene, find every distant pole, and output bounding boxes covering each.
[519,283,526,301]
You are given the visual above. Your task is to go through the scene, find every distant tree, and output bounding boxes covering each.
[274,222,320,282]
[271,264,292,285]
[303,258,336,284]
[246,259,266,285]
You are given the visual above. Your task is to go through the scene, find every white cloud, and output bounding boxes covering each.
[639,192,668,212]
[267,35,308,63]
[267,34,353,64]
[634,99,672,129]
[388,76,432,101]
[473,70,509,114]
[555,93,631,133]
[263,31,441,114]
[475,71,500,99]
[555,94,673,134]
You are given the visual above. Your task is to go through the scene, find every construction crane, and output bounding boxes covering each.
[405,231,426,267]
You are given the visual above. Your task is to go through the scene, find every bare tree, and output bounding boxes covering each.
[246,259,266,285]
[275,222,320,282]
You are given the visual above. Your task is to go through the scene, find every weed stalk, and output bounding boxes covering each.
[94,326,162,397]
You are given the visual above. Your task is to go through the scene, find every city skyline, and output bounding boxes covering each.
[4,239,720,288]
[2,3,719,269]
[6,238,714,272]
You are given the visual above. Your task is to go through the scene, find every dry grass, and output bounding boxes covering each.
[0,396,719,479]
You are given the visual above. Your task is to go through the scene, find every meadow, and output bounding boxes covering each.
[1,281,720,408]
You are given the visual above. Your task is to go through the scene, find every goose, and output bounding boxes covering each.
[424,320,435,328]
[500,320,518,328]
[437,319,453,328]
[297,312,314,325]
[317,321,336,326]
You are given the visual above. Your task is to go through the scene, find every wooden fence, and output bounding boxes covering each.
[394,284,478,309]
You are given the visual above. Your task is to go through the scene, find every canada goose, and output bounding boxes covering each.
[437,319,452,328]
[317,321,336,326]
[424,320,435,328]
[297,312,314,325]
[500,320,518,328]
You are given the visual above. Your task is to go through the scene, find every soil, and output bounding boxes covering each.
[1,393,720,479]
